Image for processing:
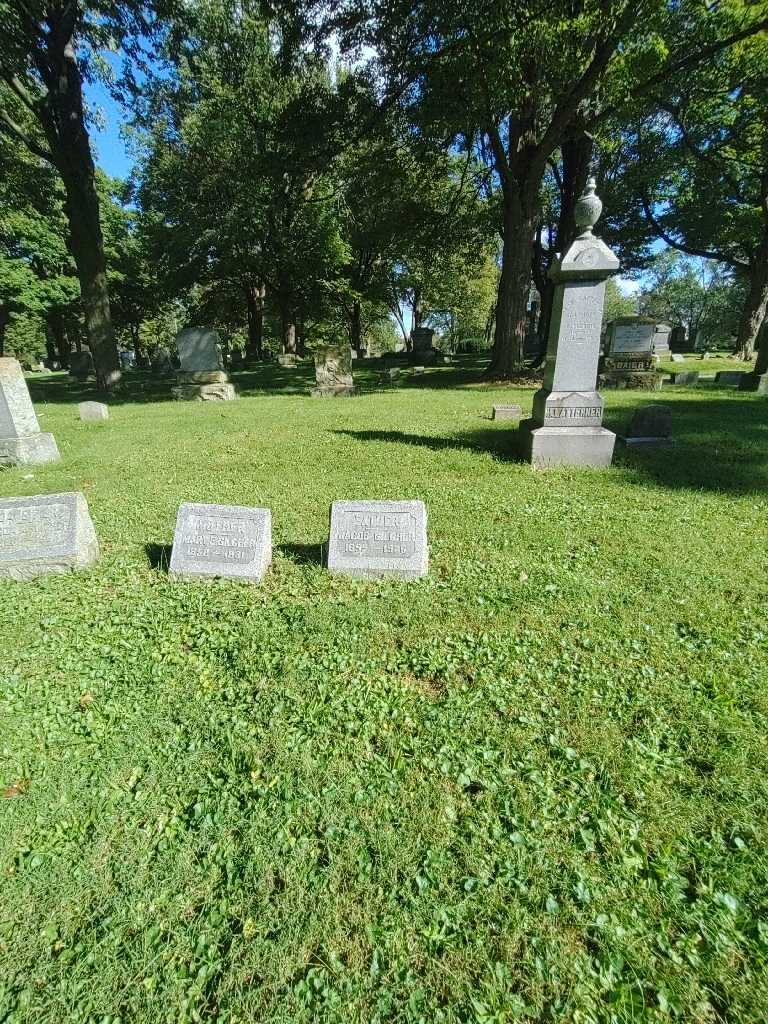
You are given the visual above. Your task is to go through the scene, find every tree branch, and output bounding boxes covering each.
[639,191,747,269]
[0,109,54,162]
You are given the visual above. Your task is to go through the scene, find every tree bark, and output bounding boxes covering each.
[48,310,70,368]
[36,33,121,391]
[754,317,768,375]
[245,281,265,361]
[487,187,539,376]
[350,299,363,354]
[282,315,297,354]
[735,239,768,360]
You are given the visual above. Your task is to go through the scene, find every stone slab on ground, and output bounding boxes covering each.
[79,401,109,422]
[0,492,99,581]
[327,500,428,579]
[171,383,237,401]
[714,371,745,386]
[738,372,768,394]
[669,371,699,385]
[670,353,685,363]
[176,370,229,384]
[311,386,356,398]
[169,503,272,582]
[492,404,523,421]
[0,358,60,466]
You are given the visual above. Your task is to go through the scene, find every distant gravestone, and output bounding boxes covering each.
[0,358,60,466]
[172,328,236,401]
[0,492,99,581]
[327,500,428,578]
[413,366,425,375]
[521,178,618,468]
[670,353,685,363]
[169,502,272,582]
[277,353,297,367]
[388,368,400,380]
[623,404,673,447]
[69,350,95,381]
[669,371,699,385]
[492,404,523,421]
[601,317,661,390]
[715,371,745,386]
[652,323,672,356]
[79,401,109,422]
[739,372,768,394]
[312,345,355,397]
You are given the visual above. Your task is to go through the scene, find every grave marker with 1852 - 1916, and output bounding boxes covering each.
[169,502,272,581]
[0,492,99,580]
[327,500,428,578]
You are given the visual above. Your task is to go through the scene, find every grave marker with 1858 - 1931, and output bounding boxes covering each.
[169,502,272,581]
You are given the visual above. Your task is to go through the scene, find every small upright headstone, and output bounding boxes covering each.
[669,371,699,385]
[172,328,236,401]
[715,371,745,386]
[69,350,95,381]
[492,404,522,421]
[0,492,99,580]
[327,500,428,578]
[520,178,619,468]
[312,345,355,397]
[169,503,272,582]
[79,401,109,422]
[623,404,673,447]
[277,353,297,367]
[413,366,425,375]
[652,323,672,356]
[0,358,60,466]
[739,372,768,394]
[670,353,685,364]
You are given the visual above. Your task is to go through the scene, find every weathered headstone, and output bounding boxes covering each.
[69,350,95,381]
[79,401,109,422]
[601,317,662,390]
[715,371,745,386]
[652,323,672,356]
[669,325,687,353]
[388,368,400,380]
[492,404,522,421]
[520,179,618,468]
[327,500,428,578]
[172,328,236,401]
[669,371,699,385]
[169,503,272,582]
[0,358,60,465]
[739,372,768,394]
[312,345,355,397]
[670,353,685,363]
[0,492,99,580]
[622,404,673,447]
[277,353,297,367]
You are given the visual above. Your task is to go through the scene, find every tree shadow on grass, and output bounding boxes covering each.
[145,543,172,572]
[334,427,527,464]
[277,542,325,566]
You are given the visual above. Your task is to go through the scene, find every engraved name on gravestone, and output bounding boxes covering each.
[0,358,60,465]
[609,322,655,354]
[0,492,99,580]
[327,500,428,578]
[169,503,272,581]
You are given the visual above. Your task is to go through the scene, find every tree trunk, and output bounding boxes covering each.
[735,241,768,360]
[245,281,265,361]
[487,187,539,377]
[49,310,70,368]
[754,317,768,376]
[350,299,363,354]
[38,36,121,391]
[0,307,7,357]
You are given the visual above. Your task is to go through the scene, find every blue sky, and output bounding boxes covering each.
[86,78,134,179]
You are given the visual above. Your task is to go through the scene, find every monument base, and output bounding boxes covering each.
[176,370,229,384]
[599,371,662,391]
[738,372,768,394]
[521,421,616,468]
[311,386,356,398]
[0,432,61,466]
[171,382,237,401]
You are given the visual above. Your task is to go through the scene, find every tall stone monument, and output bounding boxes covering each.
[312,345,355,397]
[172,328,236,401]
[0,358,60,465]
[521,178,619,468]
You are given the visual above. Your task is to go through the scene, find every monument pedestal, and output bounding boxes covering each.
[523,422,616,468]
[0,432,60,466]
[172,331,236,401]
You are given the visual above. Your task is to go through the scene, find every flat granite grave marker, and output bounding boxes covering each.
[169,502,271,581]
[492,404,522,421]
[79,401,109,422]
[0,492,99,580]
[622,404,673,447]
[327,500,428,578]
[669,371,699,385]
[520,178,619,467]
[738,372,768,394]
[0,358,60,465]
[714,371,745,386]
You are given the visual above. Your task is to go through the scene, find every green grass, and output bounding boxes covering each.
[1,358,767,1024]
[657,353,754,376]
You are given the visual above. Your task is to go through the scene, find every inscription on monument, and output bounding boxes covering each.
[328,500,428,578]
[0,492,99,580]
[0,501,72,557]
[169,503,271,581]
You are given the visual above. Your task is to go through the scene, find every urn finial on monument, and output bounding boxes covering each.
[519,178,620,468]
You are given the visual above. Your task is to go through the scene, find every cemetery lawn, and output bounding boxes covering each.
[657,354,754,375]
[2,359,768,1024]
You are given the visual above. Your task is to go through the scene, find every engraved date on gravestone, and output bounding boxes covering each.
[0,500,72,558]
[328,500,428,578]
[169,503,272,581]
